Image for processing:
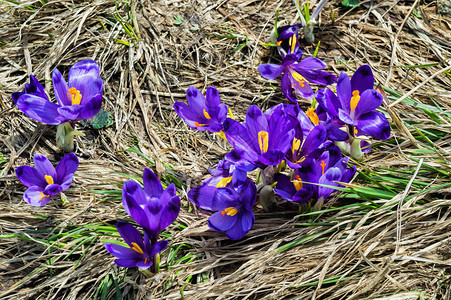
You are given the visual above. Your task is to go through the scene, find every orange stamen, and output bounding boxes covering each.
[258,131,269,153]
[68,87,82,105]
[194,122,205,127]
[292,137,301,155]
[203,109,211,120]
[306,107,320,125]
[221,207,238,216]
[216,176,232,188]
[45,175,54,185]
[131,242,144,254]
[320,161,326,175]
[291,72,306,87]
[293,174,303,191]
[350,90,360,111]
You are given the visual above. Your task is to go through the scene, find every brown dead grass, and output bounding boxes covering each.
[0,0,450,299]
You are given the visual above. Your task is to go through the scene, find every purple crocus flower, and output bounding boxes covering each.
[122,168,181,244]
[286,124,327,169]
[315,65,391,140]
[203,157,250,188]
[15,153,79,206]
[104,221,168,270]
[12,60,103,125]
[258,50,336,102]
[174,86,228,133]
[188,178,256,240]
[274,24,302,59]
[223,105,295,169]
[274,145,356,204]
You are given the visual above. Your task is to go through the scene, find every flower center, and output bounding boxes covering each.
[258,131,269,153]
[293,174,303,191]
[320,161,326,175]
[306,107,319,125]
[203,109,211,120]
[289,34,297,53]
[216,176,232,188]
[69,87,82,105]
[131,242,144,254]
[221,207,238,216]
[45,175,54,185]
[350,90,360,111]
[292,137,301,155]
[291,72,306,87]
[39,191,50,202]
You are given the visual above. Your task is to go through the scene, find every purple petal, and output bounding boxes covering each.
[336,72,352,112]
[237,180,257,211]
[116,221,144,249]
[122,180,147,211]
[302,125,327,155]
[33,154,56,178]
[289,72,314,99]
[186,86,206,115]
[16,95,64,125]
[44,184,62,196]
[225,213,251,240]
[158,186,180,231]
[281,72,297,103]
[15,166,46,188]
[148,240,168,258]
[208,211,238,232]
[259,150,286,166]
[338,109,357,126]
[258,64,284,80]
[68,60,100,83]
[57,105,82,121]
[205,86,221,108]
[173,102,209,131]
[55,153,79,189]
[354,89,383,118]
[318,167,342,200]
[188,185,218,211]
[294,57,326,69]
[239,210,254,233]
[295,68,337,86]
[78,94,102,120]
[114,259,141,268]
[52,68,71,106]
[316,89,340,119]
[351,65,374,95]
[292,188,314,203]
[223,119,259,163]
[104,243,141,260]
[68,60,103,105]
[143,168,163,197]
[245,105,269,141]
[24,186,50,207]
[357,111,391,140]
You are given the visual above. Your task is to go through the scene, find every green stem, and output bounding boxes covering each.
[56,122,85,152]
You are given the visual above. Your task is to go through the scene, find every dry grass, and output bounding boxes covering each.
[0,0,450,299]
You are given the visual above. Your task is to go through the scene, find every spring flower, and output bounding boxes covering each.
[258,49,336,102]
[104,221,168,270]
[12,60,103,125]
[315,65,391,140]
[286,124,327,169]
[223,105,295,169]
[274,145,356,205]
[203,157,250,188]
[174,86,228,133]
[122,168,180,244]
[15,153,79,206]
[273,24,302,59]
[188,178,257,240]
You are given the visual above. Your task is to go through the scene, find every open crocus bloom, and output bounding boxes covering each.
[224,105,295,169]
[258,47,336,102]
[15,153,79,206]
[188,178,257,240]
[315,65,391,140]
[13,60,103,125]
[104,221,168,270]
[174,86,228,133]
[122,168,181,244]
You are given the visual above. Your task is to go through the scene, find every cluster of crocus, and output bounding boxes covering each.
[174,22,391,240]
[12,60,103,152]
[104,168,181,273]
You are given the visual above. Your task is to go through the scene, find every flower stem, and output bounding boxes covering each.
[56,122,85,152]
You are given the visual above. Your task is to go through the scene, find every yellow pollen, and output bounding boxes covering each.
[221,207,238,217]
[216,176,232,188]
[131,242,144,254]
[292,137,301,155]
[203,109,211,120]
[144,257,148,264]
[276,40,282,46]
[350,90,360,111]
[258,131,269,153]
[68,87,82,105]
[194,122,205,127]
[289,34,297,53]
[44,175,54,185]
[354,127,358,135]
[291,72,305,87]
[293,174,303,191]
[306,107,320,125]
[320,161,326,175]
[39,192,50,202]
